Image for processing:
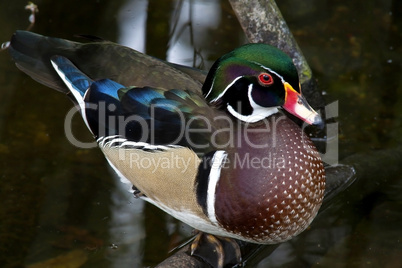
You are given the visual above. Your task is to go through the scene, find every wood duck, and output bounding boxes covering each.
[9,31,325,246]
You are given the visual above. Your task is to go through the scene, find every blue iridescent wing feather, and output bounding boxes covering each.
[117,87,215,150]
[51,55,221,153]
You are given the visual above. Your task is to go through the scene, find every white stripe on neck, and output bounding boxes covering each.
[227,84,279,123]
[206,150,227,225]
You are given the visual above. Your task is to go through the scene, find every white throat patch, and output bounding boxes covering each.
[226,84,280,123]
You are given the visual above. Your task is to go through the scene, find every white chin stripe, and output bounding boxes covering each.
[227,104,279,123]
[206,150,227,225]
[226,83,280,123]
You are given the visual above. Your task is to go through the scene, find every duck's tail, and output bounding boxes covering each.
[9,30,79,93]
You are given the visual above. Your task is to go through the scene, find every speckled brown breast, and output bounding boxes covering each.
[214,113,325,244]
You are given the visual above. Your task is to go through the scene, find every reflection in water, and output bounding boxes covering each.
[118,0,223,67]
[166,0,221,66]
[107,169,144,268]
[118,0,147,52]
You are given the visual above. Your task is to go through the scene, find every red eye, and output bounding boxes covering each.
[258,73,274,85]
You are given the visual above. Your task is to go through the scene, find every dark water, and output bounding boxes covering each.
[0,0,401,267]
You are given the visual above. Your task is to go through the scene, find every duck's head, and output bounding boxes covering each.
[203,43,322,126]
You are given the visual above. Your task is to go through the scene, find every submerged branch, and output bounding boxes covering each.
[228,0,310,83]
[228,0,324,108]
